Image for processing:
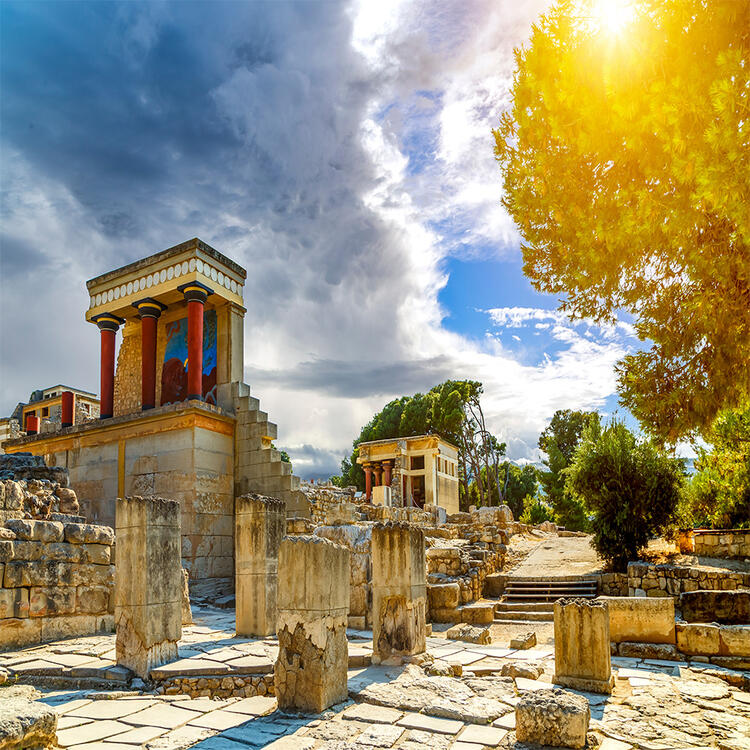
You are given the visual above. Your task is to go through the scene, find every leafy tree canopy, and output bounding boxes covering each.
[538,409,600,530]
[494,0,750,443]
[566,419,685,570]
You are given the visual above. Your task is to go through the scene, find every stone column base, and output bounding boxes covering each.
[553,673,615,695]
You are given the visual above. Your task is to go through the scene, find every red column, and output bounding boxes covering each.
[373,463,383,487]
[133,298,166,410]
[26,415,39,435]
[383,460,392,486]
[178,282,213,402]
[61,391,74,427]
[364,465,373,501]
[93,314,124,420]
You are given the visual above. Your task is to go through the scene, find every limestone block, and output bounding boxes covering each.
[676,622,720,655]
[719,624,750,657]
[63,522,114,545]
[553,598,614,694]
[76,585,110,614]
[427,582,460,611]
[11,541,80,563]
[617,642,678,660]
[74,564,115,587]
[275,535,350,713]
[516,689,590,749]
[0,587,29,618]
[29,586,76,617]
[0,617,41,650]
[484,572,505,598]
[235,494,286,637]
[0,541,13,562]
[40,614,110,642]
[681,590,750,624]
[446,623,491,644]
[3,561,76,588]
[0,697,58,750]
[5,520,63,543]
[371,522,426,663]
[115,496,182,678]
[510,631,537,650]
[598,595,675,644]
[81,544,111,565]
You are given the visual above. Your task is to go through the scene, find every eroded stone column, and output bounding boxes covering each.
[275,535,350,713]
[553,598,614,694]
[371,521,426,663]
[235,493,286,637]
[115,496,182,678]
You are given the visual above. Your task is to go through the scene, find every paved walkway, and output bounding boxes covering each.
[507,534,603,578]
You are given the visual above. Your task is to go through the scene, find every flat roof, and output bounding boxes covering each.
[358,433,458,451]
[86,237,247,290]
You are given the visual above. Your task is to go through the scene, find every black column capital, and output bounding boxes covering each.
[132,297,168,319]
[177,280,214,304]
[92,313,125,332]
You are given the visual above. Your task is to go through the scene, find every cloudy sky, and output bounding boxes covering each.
[0,0,640,478]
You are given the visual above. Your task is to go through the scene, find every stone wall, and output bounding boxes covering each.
[598,572,629,597]
[0,478,80,525]
[693,530,750,560]
[113,320,142,417]
[0,518,115,650]
[627,562,750,603]
[302,483,357,526]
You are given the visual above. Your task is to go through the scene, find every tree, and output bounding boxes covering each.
[538,409,599,530]
[520,494,555,526]
[566,419,685,570]
[494,0,750,443]
[682,401,750,529]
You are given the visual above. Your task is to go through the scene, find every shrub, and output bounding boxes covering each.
[566,420,685,571]
[519,494,555,525]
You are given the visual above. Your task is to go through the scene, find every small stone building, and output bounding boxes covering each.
[357,434,459,515]
[2,238,307,581]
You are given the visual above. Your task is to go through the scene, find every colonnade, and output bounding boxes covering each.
[91,281,213,418]
[361,459,393,501]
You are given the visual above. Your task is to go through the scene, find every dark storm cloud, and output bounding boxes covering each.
[246,355,457,399]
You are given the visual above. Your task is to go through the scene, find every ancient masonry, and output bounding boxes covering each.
[114,496,182,678]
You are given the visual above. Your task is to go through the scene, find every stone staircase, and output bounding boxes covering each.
[231,382,308,517]
[494,577,598,624]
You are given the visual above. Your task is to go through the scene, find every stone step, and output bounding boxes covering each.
[496,602,555,612]
[494,611,554,622]
[504,592,597,602]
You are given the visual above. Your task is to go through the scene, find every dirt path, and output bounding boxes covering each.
[507,533,604,578]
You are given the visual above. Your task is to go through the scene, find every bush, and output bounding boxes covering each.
[566,420,685,571]
[519,494,555,525]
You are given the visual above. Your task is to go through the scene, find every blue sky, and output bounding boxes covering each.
[0,0,643,478]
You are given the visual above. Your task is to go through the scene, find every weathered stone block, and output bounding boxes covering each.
[275,535,350,713]
[11,541,80,563]
[29,586,76,617]
[5,519,64,543]
[719,624,750,657]
[3,561,76,588]
[598,595,675,644]
[64,522,115,545]
[554,598,613,694]
[484,572,505,598]
[0,617,41,650]
[115,496,182,678]
[371,522,426,663]
[676,622,720,655]
[446,623,491,644]
[0,697,58,750]
[427,582,460,611]
[76,585,110,614]
[516,689,590,749]
[40,614,109,642]
[617,641,678,660]
[181,568,192,625]
[510,631,537,650]
[681,590,750,624]
[235,494,285,637]
[81,544,111,565]
[0,587,29,619]
[0,541,13,562]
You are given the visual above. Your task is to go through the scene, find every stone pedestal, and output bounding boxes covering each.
[553,598,614,694]
[371,521,426,663]
[115,496,182,678]
[235,493,286,637]
[275,535,350,713]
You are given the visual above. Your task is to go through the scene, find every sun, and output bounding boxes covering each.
[590,0,636,35]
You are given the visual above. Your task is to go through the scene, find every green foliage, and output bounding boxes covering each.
[682,401,750,529]
[271,443,292,470]
[538,409,599,530]
[494,0,750,443]
[566,419,685,570]
[470,462,539,519]
[520,494,555,525]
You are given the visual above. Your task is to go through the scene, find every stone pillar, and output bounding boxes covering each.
[382,460,393,486]
[371,521,427,663]
[553,598,614,694]
[133,298,167,410]
[93,313,124,419]
[275,535,350,713]
[363,463,373,501]
[177,281,213,400]
[115,496,182,678]
[235,494,286,637]
[373,462,383,487]
[61,390,74,428]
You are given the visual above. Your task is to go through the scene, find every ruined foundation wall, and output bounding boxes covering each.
[0,519,115,650]
[693,530,750,560]
[628,562,750,603]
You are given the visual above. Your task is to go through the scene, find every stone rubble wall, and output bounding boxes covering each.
[0,479,80,525]
[692,530,750,560]
[301,483,357,526]
[598,572,629,597]
[152,672,275,699]
[0,518,115,651]
[627,562,750,603]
